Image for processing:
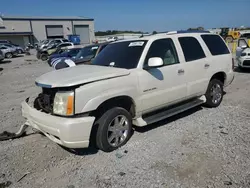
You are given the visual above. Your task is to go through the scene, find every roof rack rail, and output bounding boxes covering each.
[165,30,210,35]
[176,30,210,34]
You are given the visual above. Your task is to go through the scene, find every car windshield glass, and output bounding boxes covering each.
[92,40,147,69]
[3,44,13,47]
[75,46,99,59]
[43,40,49,44]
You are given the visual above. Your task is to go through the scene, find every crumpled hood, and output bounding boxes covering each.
[35,65,130,88]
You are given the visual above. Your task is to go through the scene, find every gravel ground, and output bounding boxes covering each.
[1,54,250,188]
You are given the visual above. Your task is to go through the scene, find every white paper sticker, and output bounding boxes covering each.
[128,41,144,47]
[91,46,98,50]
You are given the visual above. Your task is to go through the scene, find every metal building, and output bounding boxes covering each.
[0,15,95,47]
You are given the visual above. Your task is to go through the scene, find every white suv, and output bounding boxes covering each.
[236,38,250,69]
[22,31,234,152]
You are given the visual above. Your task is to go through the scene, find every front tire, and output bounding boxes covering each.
[204,79,223,108]
[95,107,132,152]
[40,54,48,61]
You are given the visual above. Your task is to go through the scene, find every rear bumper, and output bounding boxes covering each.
[225,70,234,87]
[22,98,95,148]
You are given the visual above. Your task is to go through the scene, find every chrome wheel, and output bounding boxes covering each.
[210,83,222,104]
[107,115,129,147]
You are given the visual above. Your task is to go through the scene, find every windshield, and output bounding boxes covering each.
[75,45,99,59]
[92,40,147,69]
[43,40,50,44]
[2,44,12,47]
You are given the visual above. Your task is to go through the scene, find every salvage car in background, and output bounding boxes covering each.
[0,50,4,62]
[39,39,70,50]
[73,42,110,65]
[0,43,24,54]
[47,47,81,66]
[48,42,110,69]
[37,42,74,61]
[0,45,18,58]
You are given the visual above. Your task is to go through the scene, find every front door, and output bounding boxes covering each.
[137,38,187,113]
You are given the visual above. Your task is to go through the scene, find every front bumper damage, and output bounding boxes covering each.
[22,97,95,148]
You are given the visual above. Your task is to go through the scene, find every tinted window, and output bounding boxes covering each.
[145,38,179,67]
[66,49,80,56]
[201,35,230,55]
[58,43,71,48]
[178,37,206,62]
[3,44,14,48]
[92,40,147,69]
[75,45,99,59]
[99,44,108,53]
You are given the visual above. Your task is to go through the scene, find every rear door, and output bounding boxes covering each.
[177,36,208,97]
[200,34,231,78]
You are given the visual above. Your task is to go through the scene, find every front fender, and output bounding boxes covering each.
[80,87,137,113]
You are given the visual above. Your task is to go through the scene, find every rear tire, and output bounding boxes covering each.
[5,52,12,58]
[204,79,223,108]
[95,107,132,152]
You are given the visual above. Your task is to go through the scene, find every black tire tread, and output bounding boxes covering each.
[95,107,132,152]
[204,79,223,108]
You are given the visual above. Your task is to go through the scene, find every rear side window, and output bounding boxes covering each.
[178,37,206,62]
[201,35,230,55]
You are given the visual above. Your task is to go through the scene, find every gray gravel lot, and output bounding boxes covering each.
[0,55,250,188]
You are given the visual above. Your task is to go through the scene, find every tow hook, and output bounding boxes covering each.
[0,123,30,141]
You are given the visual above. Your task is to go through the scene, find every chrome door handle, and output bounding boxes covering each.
[178,69,185,74]
[204,64,210,68]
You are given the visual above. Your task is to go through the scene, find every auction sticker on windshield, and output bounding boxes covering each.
[128,41,144,47]
[91,46,98,50]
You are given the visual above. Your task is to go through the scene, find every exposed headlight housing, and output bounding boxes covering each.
[53,91,74,116]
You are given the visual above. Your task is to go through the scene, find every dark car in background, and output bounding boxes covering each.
[47,47,81,66]
[73,42,110,65]
[48,42,110,68]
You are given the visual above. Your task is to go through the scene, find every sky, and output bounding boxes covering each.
[1,0,250,32]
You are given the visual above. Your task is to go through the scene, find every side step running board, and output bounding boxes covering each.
[142,98,205,125]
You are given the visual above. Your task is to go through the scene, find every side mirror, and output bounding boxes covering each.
[147,57,164,68]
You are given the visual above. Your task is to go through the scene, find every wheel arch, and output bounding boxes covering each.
[210,72,227,85]
[90,95,136,118]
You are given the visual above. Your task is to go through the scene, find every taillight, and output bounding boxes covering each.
[232,58,234,70]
